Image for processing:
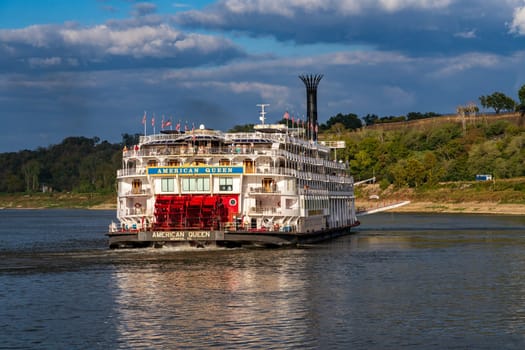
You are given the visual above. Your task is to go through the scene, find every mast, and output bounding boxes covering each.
[256,103,269,125]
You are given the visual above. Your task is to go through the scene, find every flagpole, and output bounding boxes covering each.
[143,111,147,136]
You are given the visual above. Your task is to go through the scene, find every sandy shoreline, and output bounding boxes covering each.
[357,200,525,215]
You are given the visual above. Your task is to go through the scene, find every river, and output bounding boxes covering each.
[1,209,525,349]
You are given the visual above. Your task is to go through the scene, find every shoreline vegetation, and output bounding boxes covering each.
[1,178,523,215]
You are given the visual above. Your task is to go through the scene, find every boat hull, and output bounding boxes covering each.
[107,223,360,249]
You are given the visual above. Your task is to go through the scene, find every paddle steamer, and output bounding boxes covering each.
[108,75,359,248]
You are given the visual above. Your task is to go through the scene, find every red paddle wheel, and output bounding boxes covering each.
[153,194,238,230]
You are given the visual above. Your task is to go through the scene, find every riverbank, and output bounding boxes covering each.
[0,192,115,210]
[355,179,525,216]
[1,179,524,215]
[356,200,525,215]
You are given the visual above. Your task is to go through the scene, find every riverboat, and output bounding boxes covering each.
[107,75,360,248]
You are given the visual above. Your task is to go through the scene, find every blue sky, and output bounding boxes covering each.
[2,0,525,152]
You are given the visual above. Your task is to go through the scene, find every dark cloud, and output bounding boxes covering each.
[174,0,524,55]
[132,2,157,17]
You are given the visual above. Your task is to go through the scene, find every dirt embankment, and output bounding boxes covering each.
[355,180,525,215]
[0,192,115,210]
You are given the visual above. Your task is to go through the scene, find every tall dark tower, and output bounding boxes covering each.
[299,74,323,141]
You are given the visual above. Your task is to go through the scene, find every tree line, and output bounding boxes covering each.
[1,84,524,194]
[316,84,525,130]
[328,118,524,188]
[0,136,123,193]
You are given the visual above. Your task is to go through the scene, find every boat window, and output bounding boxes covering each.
[161,178,175,192]
[132,179,142,194]
[181,177,210,192]
[148,160,157,167]
[219,177,233,191]
[243,159,254,173]
[262,178,275,193]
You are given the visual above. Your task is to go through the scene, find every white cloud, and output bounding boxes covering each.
[200,0,453,18]
[0,25,59,48]
[431,53,501,76]
[0,22,242,70]
[28,57,62,68]
[59,24,183,57]
[509,5,525,34]
[377,0,452,12]
[454,29,477,39]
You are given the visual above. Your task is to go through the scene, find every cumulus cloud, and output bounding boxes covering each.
[509,5,525,34]
[0,21,245,72]
[203,0,452,17]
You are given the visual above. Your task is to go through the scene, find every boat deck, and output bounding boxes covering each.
[107,223,360,249]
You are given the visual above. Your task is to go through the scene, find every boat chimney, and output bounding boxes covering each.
[299,74,323,141]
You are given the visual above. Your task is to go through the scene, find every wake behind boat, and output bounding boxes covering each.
[107,75,360,248]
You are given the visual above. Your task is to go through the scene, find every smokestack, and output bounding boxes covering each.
[299,74,323,141]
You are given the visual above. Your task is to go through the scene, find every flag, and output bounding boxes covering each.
[176,121,181,132]
[151,117,155,127]
[164,119,172,128]
[142,111,146,124]
[283,111,289,120]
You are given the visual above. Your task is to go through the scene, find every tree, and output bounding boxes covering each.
[21,159,40,192]
[516,84,525,126]
[322,113,362,131]
[479,92,516,114]
[228,124,255,132]
[362,114,379,126]
[121,133,141,147]
[518,84,525,105]
[406,112,429,121]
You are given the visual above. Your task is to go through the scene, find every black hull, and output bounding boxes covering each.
[107,223,360,249]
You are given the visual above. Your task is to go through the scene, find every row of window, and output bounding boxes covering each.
[161,177,233,192]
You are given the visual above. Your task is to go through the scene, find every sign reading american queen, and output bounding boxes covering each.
[148,166,244,175]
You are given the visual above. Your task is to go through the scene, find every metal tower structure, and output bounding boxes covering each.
[299,74,323,141]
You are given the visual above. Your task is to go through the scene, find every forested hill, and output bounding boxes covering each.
[0,136,123,193]
[320,113,524,187]
[0,114,524,194]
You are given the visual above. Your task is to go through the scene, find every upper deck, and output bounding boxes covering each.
[124,125,345,164]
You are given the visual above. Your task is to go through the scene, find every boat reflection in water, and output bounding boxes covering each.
[109,248,318,349]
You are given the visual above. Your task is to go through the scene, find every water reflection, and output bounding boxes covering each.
[110,249,315,349]
[3,211,525,349]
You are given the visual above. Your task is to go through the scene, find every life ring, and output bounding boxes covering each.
[229,198,237,206]
[134,203,142,209]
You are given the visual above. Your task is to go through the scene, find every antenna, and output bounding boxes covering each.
[256,104,269,124]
